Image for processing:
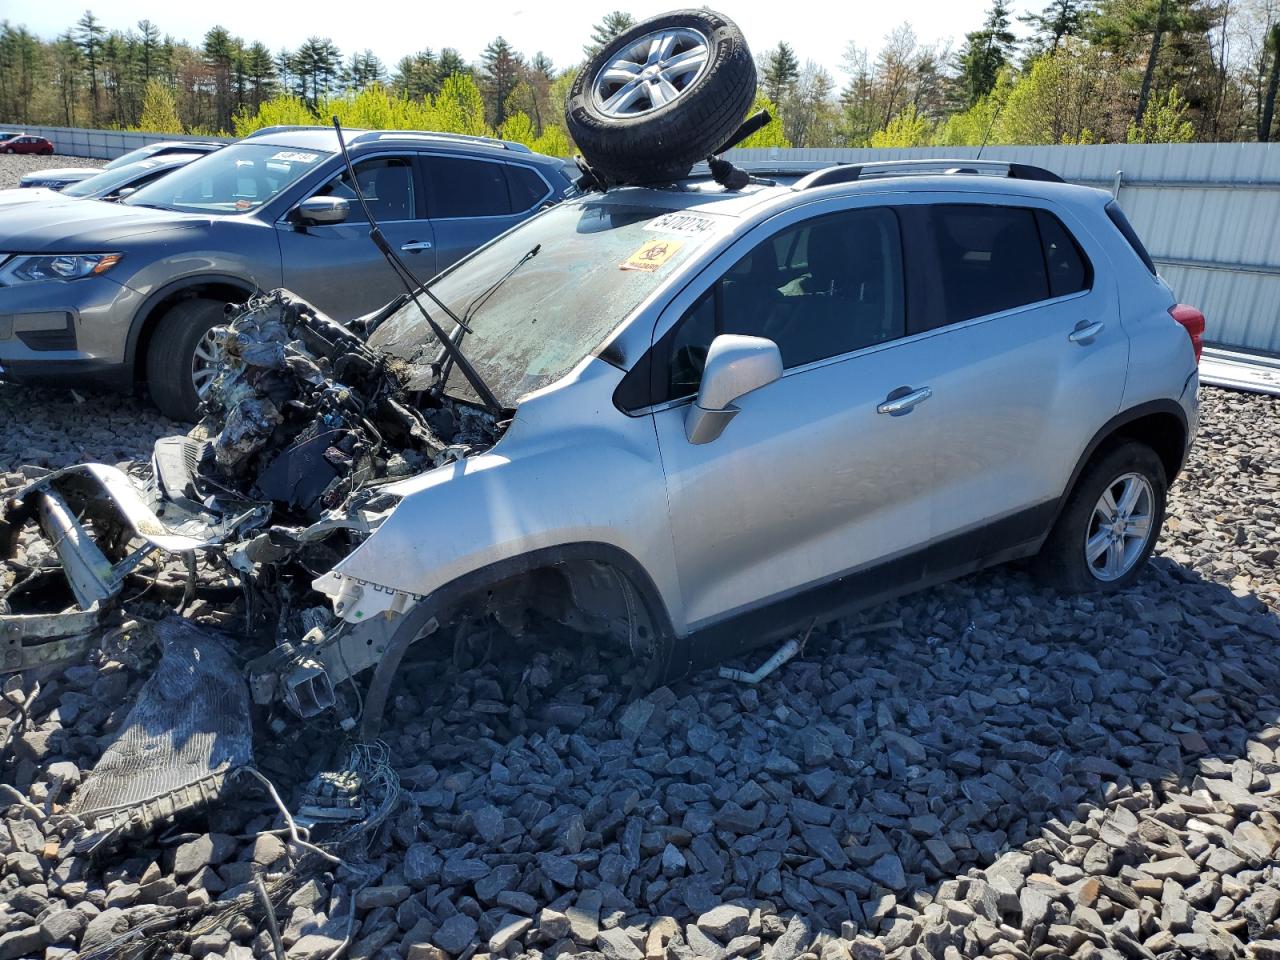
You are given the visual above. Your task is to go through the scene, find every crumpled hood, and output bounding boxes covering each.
[0,199,206,251]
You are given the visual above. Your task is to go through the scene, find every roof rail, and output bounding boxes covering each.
[794,158,1064,190]
[242,125,347,139]
[355,130,533,153]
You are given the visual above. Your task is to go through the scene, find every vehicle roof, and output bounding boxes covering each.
[246,126,566,168]
[594,164,1110,219]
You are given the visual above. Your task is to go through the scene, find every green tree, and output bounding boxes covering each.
[1127,83,1195,139]
[137,76,181,131]
[0,23,41,124]
[292,36,342,108]
[584,11,635,58]
[480,36,523,126]
[1021,0,1094,54]
[737,92,791,147]
[393,49,439,99]
[137,19,162,81]
[870,104,934,145]
[761,42,801,104]
[242,42,276,110]
[958,0,1018,105]
[1262,23,1280,141]
[346,49,385,92]
[434,72,489,135]
[75,10,107,123]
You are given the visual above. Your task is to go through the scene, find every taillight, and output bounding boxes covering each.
[1170,304,1205,363]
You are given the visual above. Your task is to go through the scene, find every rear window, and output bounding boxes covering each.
[508,165,551,211]
[1105,201,1156,275]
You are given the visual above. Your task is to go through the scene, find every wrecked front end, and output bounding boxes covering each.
[0,289,505,834]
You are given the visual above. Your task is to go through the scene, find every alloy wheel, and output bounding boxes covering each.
[591,28,711,118]
[1084,472,1155,582]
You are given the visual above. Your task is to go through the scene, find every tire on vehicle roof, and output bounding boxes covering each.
[565,8,756,185]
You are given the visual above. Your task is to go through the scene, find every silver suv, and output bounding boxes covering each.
[2,158,1203,741]
[298,157,1201,725]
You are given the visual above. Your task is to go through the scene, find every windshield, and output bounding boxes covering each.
[63,156,183,198]
[103,144,159,171]
[368,199,726,407]
[123,142,331,214]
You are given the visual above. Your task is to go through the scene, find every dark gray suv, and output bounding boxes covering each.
[0,127,576,419]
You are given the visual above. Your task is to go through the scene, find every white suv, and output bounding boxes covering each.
[2,159,1203,739]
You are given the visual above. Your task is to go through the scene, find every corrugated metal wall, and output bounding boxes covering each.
[726,143,1280,355]
[2,125,1278,353]
[0,123,231,160]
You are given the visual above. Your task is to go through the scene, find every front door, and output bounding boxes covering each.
[277,154,435,318]
[649,204,937,632]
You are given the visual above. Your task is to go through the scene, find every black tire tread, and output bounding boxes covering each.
[145,298,225,422]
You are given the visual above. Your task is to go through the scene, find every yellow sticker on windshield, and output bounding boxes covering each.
[621,237,684,272]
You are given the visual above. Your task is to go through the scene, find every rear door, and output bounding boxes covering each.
[420,154,553,271]
[898,197,1126,562]
[277,153,433,317]
[644,200,938,634]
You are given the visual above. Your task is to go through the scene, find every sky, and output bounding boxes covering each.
[9,0,1039,77]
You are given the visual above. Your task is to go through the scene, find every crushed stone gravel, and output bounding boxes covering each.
[1,382,1278,960]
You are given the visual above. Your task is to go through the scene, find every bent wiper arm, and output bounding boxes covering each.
[330,117,503,416]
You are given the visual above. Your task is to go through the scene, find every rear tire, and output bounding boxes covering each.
[1034,442,1167,592]
[145,298,227,422]
[565,8,755,185]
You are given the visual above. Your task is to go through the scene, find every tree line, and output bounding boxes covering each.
[0,2,1276,151]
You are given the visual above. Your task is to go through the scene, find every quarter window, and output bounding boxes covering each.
[508,165,551,211]
[657,207,905,402]
[1035,209,1091,297]
[423,156,510,218]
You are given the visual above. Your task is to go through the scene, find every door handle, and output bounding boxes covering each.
[400,240,433,252]
[1068,320,1105,344]
[877,386,932,415]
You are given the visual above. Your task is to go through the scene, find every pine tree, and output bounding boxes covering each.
[137,19,161,81]
[243,42,276,109]
[584,12,635,58]
[75,10,106,124]
[346,50,384,92]
[437,48,469,81]
[480,36,523,126]
[1020,0,1092,55]
[762,42,801,104]
[958,0,1018,106]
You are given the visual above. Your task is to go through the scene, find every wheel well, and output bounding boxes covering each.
[1097,411,1187,482]
[131,282,250,382]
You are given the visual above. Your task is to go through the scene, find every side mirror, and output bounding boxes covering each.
[114,187,136,200]
[293,196,350,226]
[685,334,782,444]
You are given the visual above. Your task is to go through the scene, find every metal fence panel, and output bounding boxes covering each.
[727,143,1280,354]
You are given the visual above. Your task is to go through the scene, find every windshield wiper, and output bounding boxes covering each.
[432,243,541,395]
[331,117,504,417]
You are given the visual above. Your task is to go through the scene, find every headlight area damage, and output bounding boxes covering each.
[0,289,503,839]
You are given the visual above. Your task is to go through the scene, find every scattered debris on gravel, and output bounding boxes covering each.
[2,383,1278,960]
[0,153,100,190]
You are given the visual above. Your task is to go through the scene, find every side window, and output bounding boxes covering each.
[655,207,906,402]
[317,156,417,221]
[929,205,1049,325]
[1035,210,1091,297]
[423,156,511,218]
[507,165,551,212]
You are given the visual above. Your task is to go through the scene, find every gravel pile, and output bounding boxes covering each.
[1,384,1278,960]
[0,153,100,191]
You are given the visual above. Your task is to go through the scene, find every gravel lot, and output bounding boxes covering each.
[2,321,1279,955]
[0,153,101,190]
